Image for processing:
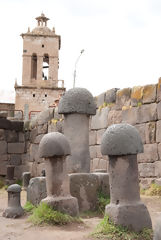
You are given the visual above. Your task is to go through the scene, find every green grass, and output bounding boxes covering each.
[97,190,110,214]
[28,202,82,226]
[0,179,5,189]
[24,201,35,213]
[15,179,22,186]
[141,183,161,196]
[92,215,153,240]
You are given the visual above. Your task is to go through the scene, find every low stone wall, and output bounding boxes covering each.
[89,79,161,187]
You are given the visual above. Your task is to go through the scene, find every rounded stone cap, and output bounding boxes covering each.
[7,184,22,193]
[39,132,71,158]
[58,88,96,115]
[101,123,143,156]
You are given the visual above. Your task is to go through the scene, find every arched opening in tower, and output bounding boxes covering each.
[43,54,49,80]
[31,53,37,80]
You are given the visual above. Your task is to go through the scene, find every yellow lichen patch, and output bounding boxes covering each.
[117,88,131,98]
[158,77,161,89]
[51,119,58,125]
[131,86,143,100]
[122,105,132,111]
[143,84,156,100]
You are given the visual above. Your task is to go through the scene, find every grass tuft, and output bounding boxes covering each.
[97,190,110,214]
[28,202,82,226]
[24,201,35,213]
[92,215,153,240]
[141,183,161,196]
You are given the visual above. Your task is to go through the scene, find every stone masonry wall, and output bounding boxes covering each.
[89,78,161,188]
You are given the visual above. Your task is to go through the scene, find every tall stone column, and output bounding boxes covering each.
[58,88,96,173]
[37,55,43,82]
[101,123,152,232]
[49,57,58,87]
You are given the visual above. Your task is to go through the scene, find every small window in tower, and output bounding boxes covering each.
[33,94,35,97]
[45,94,47,97]
[23,49,27,53]
[42,44,44,48]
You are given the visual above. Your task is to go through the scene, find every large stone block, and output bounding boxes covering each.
[157,101,161,120]
[156,120,161,143]
[153,216,161,240]
[142,84,156,103]
[137,143,158,163]
[69,173,99,211]
[27,177,47,205]
[91,107,109,130]
[107,110,122,126]
[99,159,108,170]
[116,88,131,110]
[140,178,155,189]
[92,173,110,196]
[131,86,143,107]
[89,130,97,146]
[10,121,24,131]
[92,158,100,171]
[9,154,22,166]
[18,132,25,142]
[30,144,40,163]
[0,160,7,175]
[34,134,44,144]
[0,129,5,140]
[14,165,29,179]
[155,161,161,178]
[122,107,139,125]
[97,129,105,145]
[157,77,161,102]
[0,140,7,154]
[145,122,156,144]
[5,130,18,142]
[138,103,157,123]
[89,145,97,159]
[30,127,38,143]
[105,88,118,104]
[21,153,30,164]
[8,143,25,154]
[135,124,146,144]
[96,92,106,108]
[138,163,156,177]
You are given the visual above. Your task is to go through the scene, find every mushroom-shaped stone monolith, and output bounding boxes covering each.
[39,132,79,217]
[3,184,24,218]
[101,123,152,232]
[58,88,96,173]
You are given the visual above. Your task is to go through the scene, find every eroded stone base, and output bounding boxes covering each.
[105,202,152,232]
[41,195,79,217]
[3,206,24,218]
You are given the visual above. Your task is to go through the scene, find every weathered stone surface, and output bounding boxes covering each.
[21,153,30,164]
[138,163,155,177]
[39,132,71,158]
[69,173,99,211]
[37,109,54,125]
[131,86,143,107]
[116,88,131,110]
[27,177,47,205]
[96,145,102,158]
[54,107,63,120]
[0,160,7,175]
[140,178,155,189]
[105,88,118,104]
[101,123,143,156]
[122,107,139,125]
[89,130,97,146]
[154,216,161,240]
[134,124,146,144]
[37,123,48,134]
[18,132,25,142]
[138,103,157,123]
[30,144,40,163]
[22,172,31,189]
[158,143,161,159]
[92,158,100,171]
[145,122,156,144]
[96,92,105,108]
[58,88,96,115]
[9,154,22,166]
[156,120,161,143]
[30,127,38,143]
[8,143,25,154]
[142,84,156,103]
[0,141,7,154]
[0,129,5,140]
[0,118,12,129]
[137,143,158,163]
[14,165,29,179]
[155,178,161,186]
[157,101,161,119]
[5,130,18,142]
[155,161,161,178]
[98,159,108,171]
[89,145,97,159]
[91,107,109,130]
[107,110,122,126]
[10,121,24,131]
[34,134,44,144]
[157,77,161,102]
[6,165,15,180]
[48,120,64,133]
[3,184,24,218]
[97,129,105,145]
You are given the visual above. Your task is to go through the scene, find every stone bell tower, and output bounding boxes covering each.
[15,13,65,119]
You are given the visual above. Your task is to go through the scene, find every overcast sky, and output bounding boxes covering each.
[1,0,161,102]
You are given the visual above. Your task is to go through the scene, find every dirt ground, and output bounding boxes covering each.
[0,189,161,240]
